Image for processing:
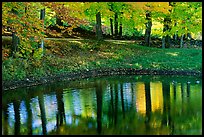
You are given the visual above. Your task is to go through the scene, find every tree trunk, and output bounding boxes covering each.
[110,18,114,36]
[56,16,63,27]
[114,12,118,37]
[119,20,122,38]
[162,2,172,48]
[173,23,178,41]
[187,32,192,40]
[40,8,45,56]
[96,12,103,41]
[162,36,166,49]
[12,32,20,57]
[162,16,171,48]
[11,8,20,57]
[180,34,185,48]
[144,11,152,46]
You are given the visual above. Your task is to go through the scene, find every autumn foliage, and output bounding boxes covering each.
[2,2,202,60]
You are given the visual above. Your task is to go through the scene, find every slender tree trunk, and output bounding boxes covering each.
[114,12,118,37]
[187,32,192,40]
[11,8,20,57]
[172,22,178,41]
[56,16,63,32]
[162,2,172,48]
[108,3,114,37]
[110,18,114,36]
[144,11,152,46]
[119,12,123,39]
[162,36,166,49]
[162,16,171,48]
[12,32,20,57]
[180,34,185,48]
[173,34,178,41]
[96,12,103,41]
[119,21,122,38]
[56,17,63,26]
[40,8,45,56]
[170,2,179,47]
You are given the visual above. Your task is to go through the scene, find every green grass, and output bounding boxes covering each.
[2,39,202,81]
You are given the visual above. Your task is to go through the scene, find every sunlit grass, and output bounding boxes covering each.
[165,52,179,56]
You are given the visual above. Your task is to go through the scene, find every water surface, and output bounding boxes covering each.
[2,75,202,135]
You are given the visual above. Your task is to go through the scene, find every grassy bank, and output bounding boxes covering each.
[2,39,202,82]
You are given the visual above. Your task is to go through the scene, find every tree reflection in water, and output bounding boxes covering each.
[2,75,202,135]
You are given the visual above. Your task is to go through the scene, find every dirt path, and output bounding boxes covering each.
[2,36,136,44]
[46,37,136,44]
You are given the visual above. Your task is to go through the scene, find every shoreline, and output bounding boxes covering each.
[2,68,202,91]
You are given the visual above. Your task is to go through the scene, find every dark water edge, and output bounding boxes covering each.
[2,68,202,91]
[2,74,202,135]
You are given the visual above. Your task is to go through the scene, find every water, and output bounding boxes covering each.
[2,75,202,135]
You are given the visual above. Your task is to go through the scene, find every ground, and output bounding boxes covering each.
[2,36,202,91]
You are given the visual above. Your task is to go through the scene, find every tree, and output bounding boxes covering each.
[107,2,127,38]
[144,2,171,47]
[2,2,45,58]
[119,14,123,38]
[108,3,114,36]
[110,18,114,36]
[39,8,45,56]
[96,11,103,40]
[114,12,119,37]
[42,2,89,36]
[144,10,152,47]
[162,2,173,48]
[169,2,202,48]
[83,2,111,41]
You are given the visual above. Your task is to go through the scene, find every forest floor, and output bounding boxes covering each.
[2,36,202,90]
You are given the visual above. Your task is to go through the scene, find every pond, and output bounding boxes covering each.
[2,75,202,135]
